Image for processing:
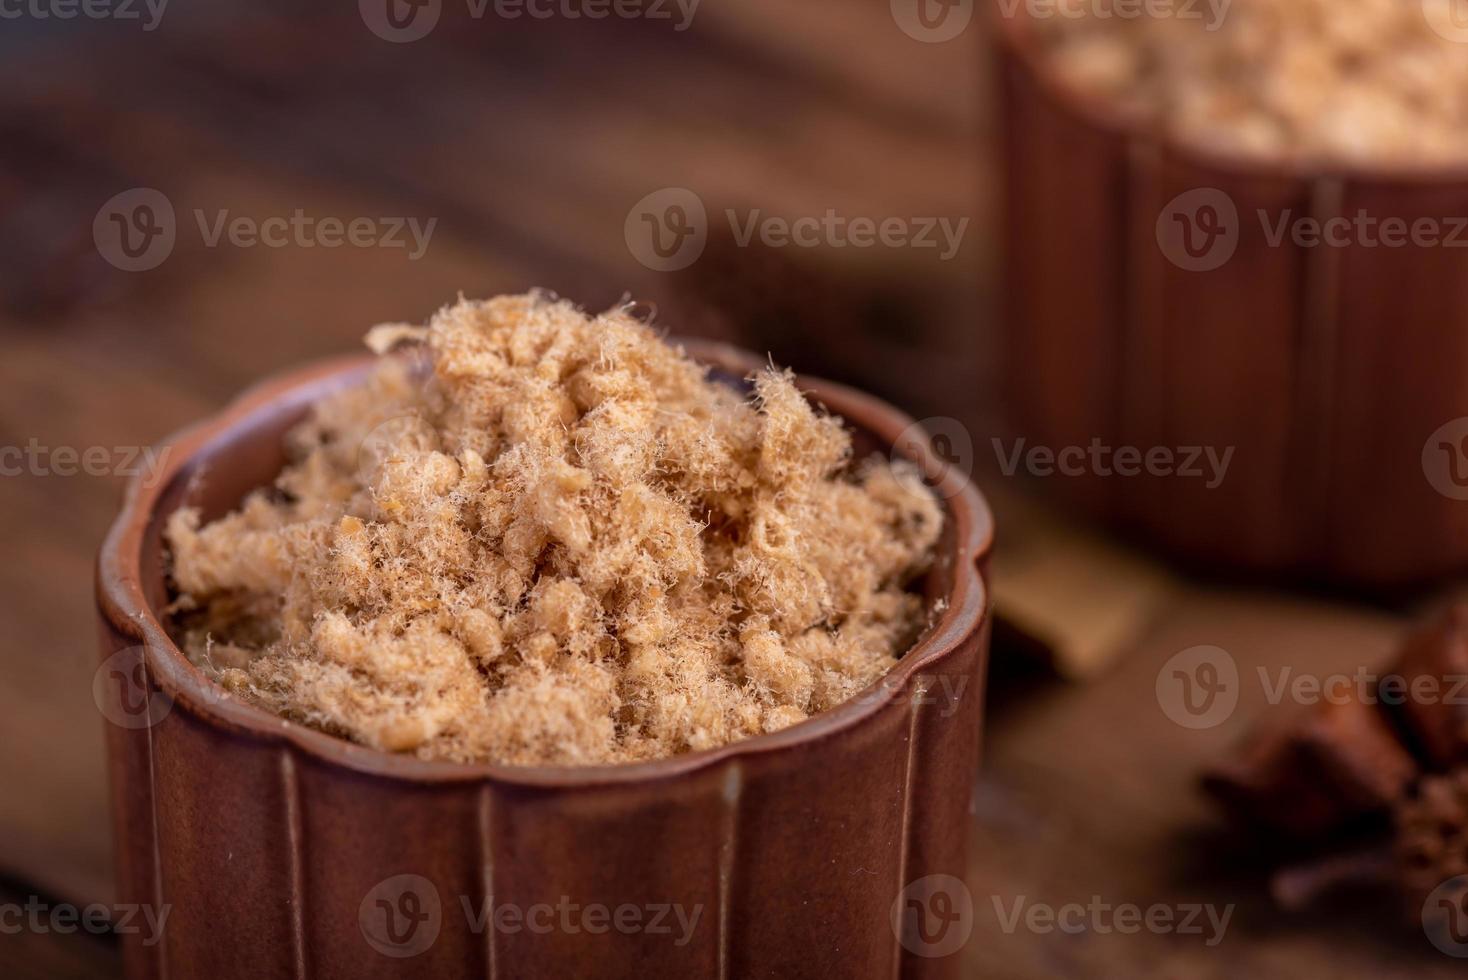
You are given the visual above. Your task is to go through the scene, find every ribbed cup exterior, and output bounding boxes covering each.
[97,344,993,979]
[997,15,1468,589]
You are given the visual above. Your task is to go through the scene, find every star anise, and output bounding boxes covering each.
[1203,691,1417,841]
[1395,605,1468,769]
[1397,770,1468,912]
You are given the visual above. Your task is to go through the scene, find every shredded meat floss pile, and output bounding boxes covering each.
[165,293,942,766]
[1035,0,1468,165]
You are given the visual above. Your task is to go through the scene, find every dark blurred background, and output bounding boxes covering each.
[0,3,1459,977]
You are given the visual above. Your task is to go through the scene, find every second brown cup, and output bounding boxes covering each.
[997,13,1468,590]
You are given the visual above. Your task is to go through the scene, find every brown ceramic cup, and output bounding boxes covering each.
[96,339,994,979]
[995,12,1468,590]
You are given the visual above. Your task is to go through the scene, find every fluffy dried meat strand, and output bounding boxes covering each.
[165,293,942,766]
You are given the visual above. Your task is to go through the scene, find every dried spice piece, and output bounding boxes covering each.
[1204,607,1468,841]
[1206,605,1468,928]
[1033,0,1468,165]
[1395,605,1468,769]
[165,293,942,766]
[1270,847,1396,912]
[1203,694,1418,841]
[1397,771,1468,914]
[1263,782,1468,919]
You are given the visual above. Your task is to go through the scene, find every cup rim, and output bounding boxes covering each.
[97,338,993,789]
[993,8,1468,186]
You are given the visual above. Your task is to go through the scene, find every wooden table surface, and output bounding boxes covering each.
[0,4,1457,976]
